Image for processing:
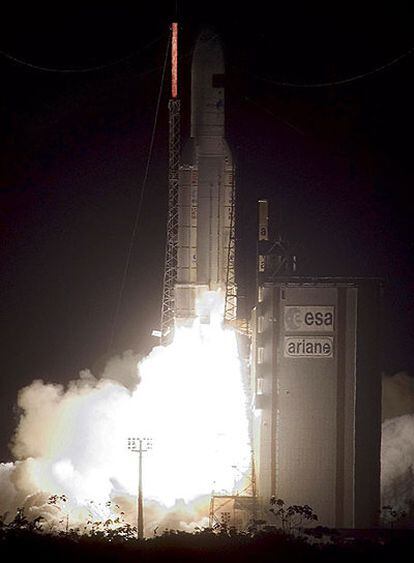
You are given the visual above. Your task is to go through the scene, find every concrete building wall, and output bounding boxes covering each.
[251,278,382,528]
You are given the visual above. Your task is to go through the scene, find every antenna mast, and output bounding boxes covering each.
[161,22,181,344]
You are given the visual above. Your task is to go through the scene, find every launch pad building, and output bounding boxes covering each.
[250,276,382,527]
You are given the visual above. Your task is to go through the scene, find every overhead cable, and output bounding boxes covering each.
[0,34,163,73]
[107,31,170,352]
[254,45,414,88]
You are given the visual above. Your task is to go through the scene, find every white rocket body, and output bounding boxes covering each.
[175,29,235,323]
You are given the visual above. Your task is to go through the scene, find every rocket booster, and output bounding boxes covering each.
[175,29,236,322]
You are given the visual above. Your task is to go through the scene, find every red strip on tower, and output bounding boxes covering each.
[171,22,178,99]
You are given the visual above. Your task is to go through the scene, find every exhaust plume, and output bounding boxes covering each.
[0,304,250,533]
[2,332,414,529]
[381,372,414,515]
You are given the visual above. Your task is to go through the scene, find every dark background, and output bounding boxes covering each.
[1,2,413,461]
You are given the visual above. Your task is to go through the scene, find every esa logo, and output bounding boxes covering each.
[284,306,334,332]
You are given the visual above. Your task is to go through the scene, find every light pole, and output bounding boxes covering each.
[127,436,152,539]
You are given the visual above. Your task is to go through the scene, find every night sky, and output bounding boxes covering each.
[1,2,413,461]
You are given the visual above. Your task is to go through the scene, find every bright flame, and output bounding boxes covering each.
[7,292,251,530]
[135,315,250,505]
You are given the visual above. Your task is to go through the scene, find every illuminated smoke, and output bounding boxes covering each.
[0,296,250,532]
[381,414,414,512]
[381,372,414,514]
[2,317,414,529]
[382,371,414,422]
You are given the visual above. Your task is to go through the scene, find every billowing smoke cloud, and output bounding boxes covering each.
[2,343,414,530]
[0,320,250,533]
[0,350,140,527]
[382,371,414,422]
[381,372,414,515]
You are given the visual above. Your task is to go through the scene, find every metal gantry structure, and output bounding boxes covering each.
[224,165,237,323]
[209,451,258,529]
[161,22,180,345]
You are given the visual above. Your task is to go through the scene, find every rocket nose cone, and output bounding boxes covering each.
[192,27,224,73]
[191,27,226,140]
[196,26,220,45]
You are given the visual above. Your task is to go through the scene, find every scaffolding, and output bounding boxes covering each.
[161,23,180,344]
[224,164,237,323]
[209,452,257,529]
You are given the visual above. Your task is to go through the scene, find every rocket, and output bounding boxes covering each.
[175,29,236,323]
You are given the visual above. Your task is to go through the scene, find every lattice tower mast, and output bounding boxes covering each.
[161,23,180,344]
[224,164,237,322]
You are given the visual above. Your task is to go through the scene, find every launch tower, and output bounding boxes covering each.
[161,23,181,343]
[161,27,236,341]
